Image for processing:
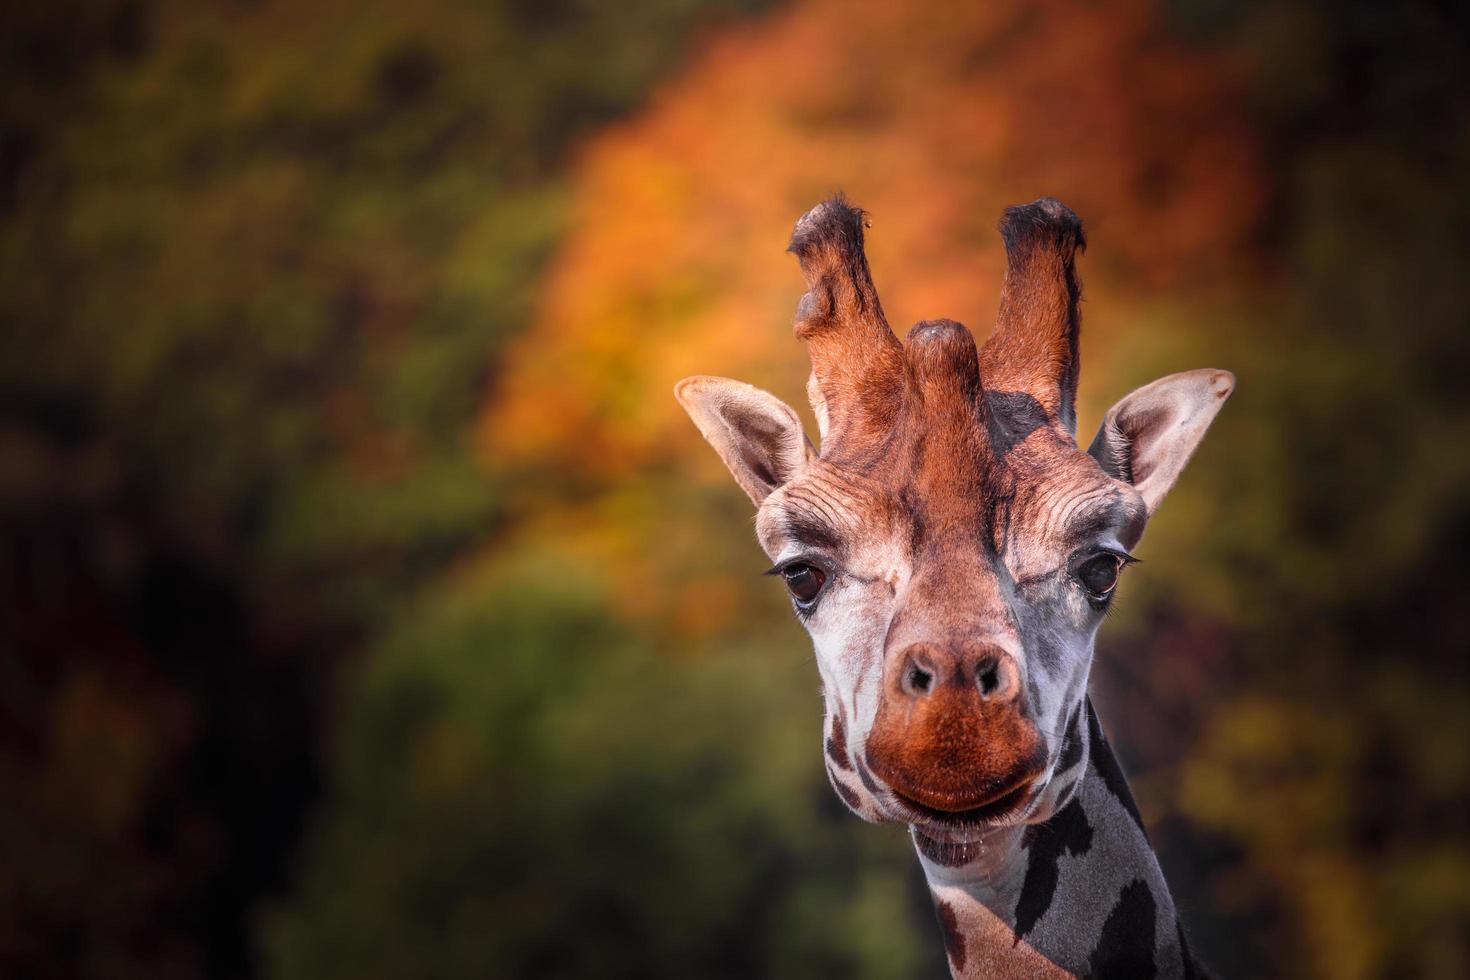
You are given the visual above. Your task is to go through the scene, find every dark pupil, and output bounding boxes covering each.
[783,564,826,603]
[1079,555,1120,595]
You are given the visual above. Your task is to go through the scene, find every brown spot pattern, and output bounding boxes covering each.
[935,899,967,972]
[825,711,851,770]
[831,775,864,812]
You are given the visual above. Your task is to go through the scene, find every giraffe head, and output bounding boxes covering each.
[676,197,1232,840]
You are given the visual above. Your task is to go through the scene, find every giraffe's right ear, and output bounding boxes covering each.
[675,376,816,505]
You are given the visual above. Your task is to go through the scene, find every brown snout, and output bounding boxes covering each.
[893,642,1021,704]
[865,642,1045,815]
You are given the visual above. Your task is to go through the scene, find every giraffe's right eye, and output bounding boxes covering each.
[1073,550,1134,601]
[780,562,827,606]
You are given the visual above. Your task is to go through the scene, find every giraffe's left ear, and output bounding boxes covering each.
[1087,368,1235,514]
[675,375,816,506]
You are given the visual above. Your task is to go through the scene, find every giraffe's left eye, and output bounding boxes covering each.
[780,562,827,606]
[1075,553,1124,598]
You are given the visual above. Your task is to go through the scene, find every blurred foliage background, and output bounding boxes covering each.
[1,0,1466,978]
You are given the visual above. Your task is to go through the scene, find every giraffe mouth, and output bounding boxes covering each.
[888,776,1036,827]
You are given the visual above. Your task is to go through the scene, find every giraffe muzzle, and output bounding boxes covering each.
[863,641,1047,822]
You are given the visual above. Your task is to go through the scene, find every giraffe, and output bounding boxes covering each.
[675,195,1233,978]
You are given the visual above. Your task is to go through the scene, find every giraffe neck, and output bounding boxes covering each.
[911,698,1201,980]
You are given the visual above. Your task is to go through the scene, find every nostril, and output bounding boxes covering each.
[904,662,933,696]
[897,648,940,698]
[975,654,1020,701]
[977,657,1001,698]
